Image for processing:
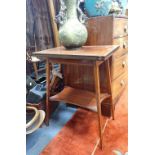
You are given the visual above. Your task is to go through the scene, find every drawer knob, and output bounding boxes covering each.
[124,25,128,33]
[120,80,125,86]
[123,42,127,49]
[122,61,126,68]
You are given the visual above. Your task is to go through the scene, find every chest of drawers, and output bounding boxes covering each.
[86,15,128,116]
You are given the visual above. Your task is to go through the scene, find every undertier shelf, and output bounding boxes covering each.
[49,86,110,112]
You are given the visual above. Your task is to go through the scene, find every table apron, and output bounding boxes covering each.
[47,58,104,66]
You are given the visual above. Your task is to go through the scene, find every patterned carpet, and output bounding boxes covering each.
[40,87,128,155]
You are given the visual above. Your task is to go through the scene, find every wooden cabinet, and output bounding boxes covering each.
[113,18,128,37]
[113,36,128,58]
[112,72,127,99]
[112,54,128,80]
[86,15,128,116]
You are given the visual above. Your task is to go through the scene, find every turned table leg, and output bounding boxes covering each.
[105,59,115,120]
[94,61,103,149]
[45,58,50,125]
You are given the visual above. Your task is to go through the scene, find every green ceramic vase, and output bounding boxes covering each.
[56,0,88,49]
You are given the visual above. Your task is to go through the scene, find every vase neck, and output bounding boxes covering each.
[64,0,78,19]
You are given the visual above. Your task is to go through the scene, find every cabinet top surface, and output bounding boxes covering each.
[33,45,119,61]
[88,15,128,20]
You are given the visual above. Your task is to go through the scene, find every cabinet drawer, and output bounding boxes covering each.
[113,36,128,58]
[112,72,127,99]
[112,54,128,80]
[113,18,128,38]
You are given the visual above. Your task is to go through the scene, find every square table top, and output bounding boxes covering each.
[33,45,119,61]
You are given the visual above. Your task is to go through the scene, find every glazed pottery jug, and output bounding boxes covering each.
[56,0,88,49]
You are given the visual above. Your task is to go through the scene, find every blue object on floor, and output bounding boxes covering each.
[26,103,77,155]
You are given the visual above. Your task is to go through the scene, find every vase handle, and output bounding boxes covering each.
[55,0,67,25]
[77,0,88,24]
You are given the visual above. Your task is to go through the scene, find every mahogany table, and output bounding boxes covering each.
[33,45,119,149]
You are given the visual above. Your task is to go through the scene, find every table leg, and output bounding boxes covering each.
[45,58,50,125]
[105,59,115,120]
[32,62,38,80]
[94,62,103,149]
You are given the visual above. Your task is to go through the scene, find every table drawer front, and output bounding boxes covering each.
[112,72,127,99]
[113,36,128,58]
[112,54,128,80]
[113,18,128,38]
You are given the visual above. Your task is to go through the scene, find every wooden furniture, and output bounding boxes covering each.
[33,45,119,149]
[86,15,128,116]
[47,0,60,47]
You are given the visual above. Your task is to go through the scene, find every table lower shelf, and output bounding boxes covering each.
[49,86,110,112]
